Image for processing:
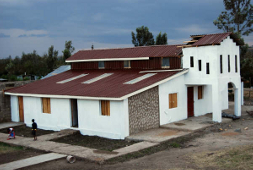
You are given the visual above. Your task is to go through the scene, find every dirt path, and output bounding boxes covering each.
[20,114,253,170]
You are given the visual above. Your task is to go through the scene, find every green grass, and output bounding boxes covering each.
[0,142,24,154]
[192,144,253,170]
[170,142,181,148]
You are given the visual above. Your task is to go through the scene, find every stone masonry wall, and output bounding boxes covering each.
[0,92,11,122]
[0,81,34,122]
[128,86,159,135]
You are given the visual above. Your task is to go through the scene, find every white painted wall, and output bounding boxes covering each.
[159,75,187,125]
[11,96,19,122]
[193,85,213,116]
[21,97,71,130]
[77,99,129,139]
[182,36,241,122]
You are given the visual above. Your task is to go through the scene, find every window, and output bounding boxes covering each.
[206,63,210,74]
[98,61,105,69]
[228,55,230,72]
[162,57,170,68]
[101,100,110,116]
[220,55,223,73]
[235,55,238,73]
[190,56,194,67]
[42,98,51,113]
[169,93,177,109]
[198,86,203,99]
[198,60,201,71]
[124,61,131,68]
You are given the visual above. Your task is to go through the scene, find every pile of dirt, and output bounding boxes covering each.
[51,132,138,151]
[0,125,54,137]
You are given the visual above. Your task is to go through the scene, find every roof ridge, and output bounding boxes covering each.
[190,32,232,37]
[78,44,183,52]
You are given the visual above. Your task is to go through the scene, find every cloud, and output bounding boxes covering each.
[0,29,48,38]
[176,25,212,35]
[0,33,10,38]
[92,13,104,21]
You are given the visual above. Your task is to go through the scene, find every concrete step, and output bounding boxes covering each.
[0,153,66,170]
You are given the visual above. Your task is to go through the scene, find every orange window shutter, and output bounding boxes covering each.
[47,98,51,113]
[198,86,202,99]
[173,93,177,108]
[169,94,172,109]
[107,101,110,116]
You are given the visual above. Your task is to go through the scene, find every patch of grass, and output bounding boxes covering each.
[170,142,181,148]
[192,145,253,170]
[0,142,24,154]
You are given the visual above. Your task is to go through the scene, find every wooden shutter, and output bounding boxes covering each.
[169,93,177,109]
[42,98,51,113]
[101,100,110,116]
[198,86,203,99]
[18,96,24,122]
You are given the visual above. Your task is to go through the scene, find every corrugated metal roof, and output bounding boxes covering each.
[42,65,71,79]
[192,32,231,46]
[5,69,185,98]
[66,45,182,62]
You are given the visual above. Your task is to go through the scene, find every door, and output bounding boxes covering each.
[187,87,194,117]
[18,96,24,122]
[71,99,78,127]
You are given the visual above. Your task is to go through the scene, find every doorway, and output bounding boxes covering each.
[187,87,194,117]
[18,96,24,122]
[71,99,78,127]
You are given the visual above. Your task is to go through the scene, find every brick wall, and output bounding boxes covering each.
[128,86,160,135]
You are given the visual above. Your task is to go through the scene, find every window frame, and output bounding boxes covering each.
[161,57,170,68]
[124,60,131,68]
[98,61,105,69]
[190,56,194,67]
[42,98,51,114]
[228,55,230,73]
[198,60,201,71]
[206,63,210,74]
[169,93,178,109]
[220,55,223,74]
[235,55,238,73]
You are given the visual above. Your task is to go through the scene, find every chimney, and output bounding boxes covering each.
[91,44,94,50]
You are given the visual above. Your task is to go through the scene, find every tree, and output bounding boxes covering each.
[156,32,168,45]
[131,26,155,46]
[62,41,75,61]
[213,0,253,36]
[46,45,58,72]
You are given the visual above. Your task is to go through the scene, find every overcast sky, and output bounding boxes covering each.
[0,0,252,59]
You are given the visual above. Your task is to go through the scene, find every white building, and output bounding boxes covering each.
[5,32,243,139]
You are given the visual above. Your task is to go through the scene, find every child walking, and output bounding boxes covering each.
[32,119,37,141]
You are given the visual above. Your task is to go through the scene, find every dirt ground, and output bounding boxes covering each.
[51,132,138,151]
[19,113,253,170]
[0,142,44,164]
[0,125,54,137]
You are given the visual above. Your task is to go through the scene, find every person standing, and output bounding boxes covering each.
[32,119,37,141]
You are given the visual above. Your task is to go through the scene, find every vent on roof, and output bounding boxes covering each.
[82,73,113,84]
[57,74,88,84]
[124,73,157,84]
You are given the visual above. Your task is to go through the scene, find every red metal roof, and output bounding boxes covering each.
[5,69,185,99]
[192,32,243,46]
[66,45,182,62]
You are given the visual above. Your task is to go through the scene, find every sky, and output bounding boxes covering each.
[0,0,252,59]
